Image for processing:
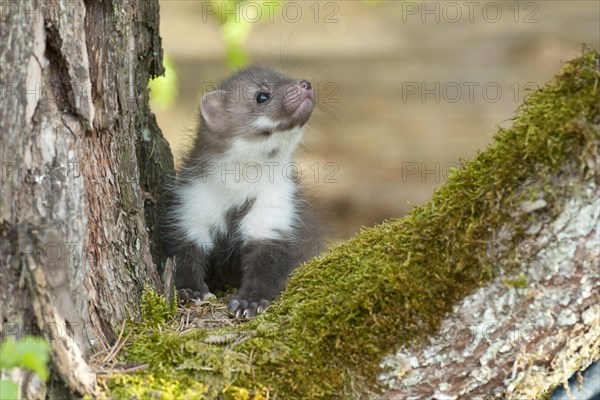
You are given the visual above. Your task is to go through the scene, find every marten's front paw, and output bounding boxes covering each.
[228,297,271,319]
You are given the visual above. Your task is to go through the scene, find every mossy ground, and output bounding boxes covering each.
[101,48,599,399]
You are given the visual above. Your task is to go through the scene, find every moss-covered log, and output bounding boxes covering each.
[106,49,599,399]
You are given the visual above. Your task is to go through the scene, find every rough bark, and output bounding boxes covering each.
[379,177,599,399]
[0,0,173,397]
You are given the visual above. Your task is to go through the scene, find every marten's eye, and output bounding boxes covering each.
[256,92,271,104]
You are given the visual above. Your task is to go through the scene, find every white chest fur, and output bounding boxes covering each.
[174,127,303,251]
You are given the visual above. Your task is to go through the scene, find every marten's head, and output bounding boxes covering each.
[200,65,315,138]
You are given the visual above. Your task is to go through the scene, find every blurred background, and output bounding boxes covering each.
[152,0,599,241]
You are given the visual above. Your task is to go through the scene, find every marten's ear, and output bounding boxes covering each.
[200,90,227,129]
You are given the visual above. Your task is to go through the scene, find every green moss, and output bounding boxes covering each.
[107,373,209,399]
[503,272,528,289]
[222,385,270,400]
[106,48,600,398]
[139,284,176,328]
[102,328,267,398]
[109,289,267,398]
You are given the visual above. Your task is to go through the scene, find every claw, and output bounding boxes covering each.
[228,297,271,319]
[178,289,215,304]
[178,289,192,302]
[244,302,258,319]
[256,299,271,314]
[228,299,240,314]
[202,292,216,301]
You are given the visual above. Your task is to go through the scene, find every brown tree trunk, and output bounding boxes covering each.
[0,0,173,397]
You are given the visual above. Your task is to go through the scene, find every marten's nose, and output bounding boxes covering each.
[299,80,312,90]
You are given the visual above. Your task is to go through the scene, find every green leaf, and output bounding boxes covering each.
[0,340,19,369]
[0,337,50,380]
[226,44,249,68]
[0,379,19,400]
[149,54,179,110]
